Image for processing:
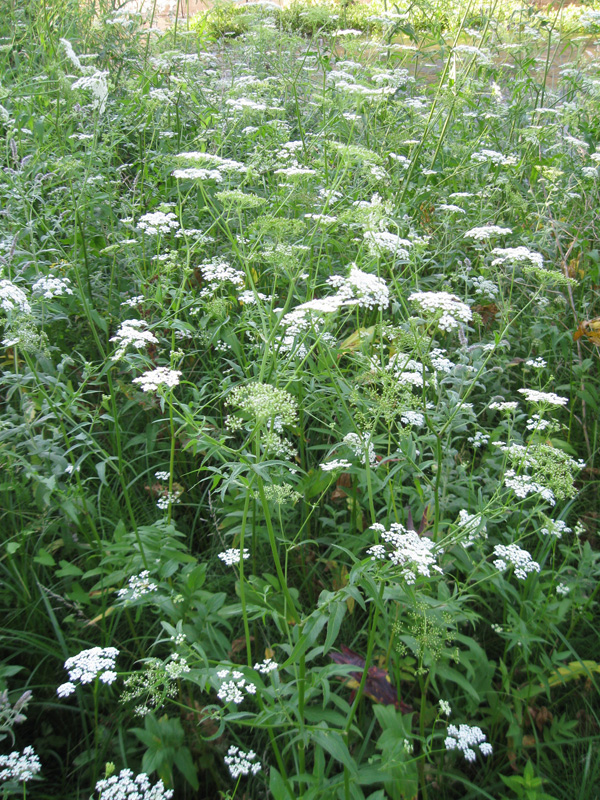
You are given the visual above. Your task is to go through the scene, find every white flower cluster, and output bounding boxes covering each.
[320,458,353,472]
[493,543,540,580]
[224,746,262,779]
[254,658,278,674]
[57,647,119,697]
[437,203,465,214]
[464,225,512,240]
[541,519,571,538]
[489,400,518,412]
[137,211,180,236]
[363,231,411,260]
[156,489,182,511]
[456,510,487,547]
[273,165,317,178]
[526,414,552,432]
[216,668,257,704]
[468,431,490,448]
[504,469,555,505]
[386,353,425,387]
[491,246,544,269]
[110,320,158,360]
[439,699,452,716]
[132,367,182,393]
[327,265,390,310]
[366,522,443,584]
[471,149,517,166]
[239,290,267,304]
[518,388,568,406]
[165,653,190,680]
[526,357,547,369]
[71,71,109,113]
[400,410,425,427]
[556,583,570,596]
[409,291,472,331]
[121,296,144,308]
[95,769,174,800]
[344,432,377,467]
[172,167,222,181]
[430,348,455,373]
[444,724,492,762]
[155,470,170,481]
[305,213,337,224]
[218,548,250,566]
[0,279,31,315]
[31,276,73,299]
[0,746,41,783]
[175,151,247,174]
[198,259,245,295]
[471,275,498,300]
[117,571,158,601]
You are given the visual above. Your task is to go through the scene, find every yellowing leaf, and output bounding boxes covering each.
[573,318,600,345]
[547,660,600,687]
[339,326,376,352]
[86,606,116,626]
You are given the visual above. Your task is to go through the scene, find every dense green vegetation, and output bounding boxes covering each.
[1,0,600,797]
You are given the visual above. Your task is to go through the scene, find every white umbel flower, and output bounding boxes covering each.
[0,747,41,782]
[57,646,119,697]
[445,724,492,762]
[95,768,174,800]
[132,367,182,393]
[409,291,472,331]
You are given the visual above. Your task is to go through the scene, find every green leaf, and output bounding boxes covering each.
[56,560,83,577]
[34,549,55,567]
[323,601,346,654]
[269,767,294,800]
[311,728,358,777]
[173,747,199,790]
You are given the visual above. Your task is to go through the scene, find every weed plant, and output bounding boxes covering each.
[0,0,600,798]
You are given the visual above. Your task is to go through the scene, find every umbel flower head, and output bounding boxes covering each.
[57,646,119,697]
[445,723,492,761]
[95,768,174,800]
[0,279,31,315]
[224,746,261,779]
[0,746,41,782]
[366,522,444,584]
[408,291,472,332]
[110,320,158,361]
[132,367,182,393]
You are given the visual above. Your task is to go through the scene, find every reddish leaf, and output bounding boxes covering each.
[330,646,412,713]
